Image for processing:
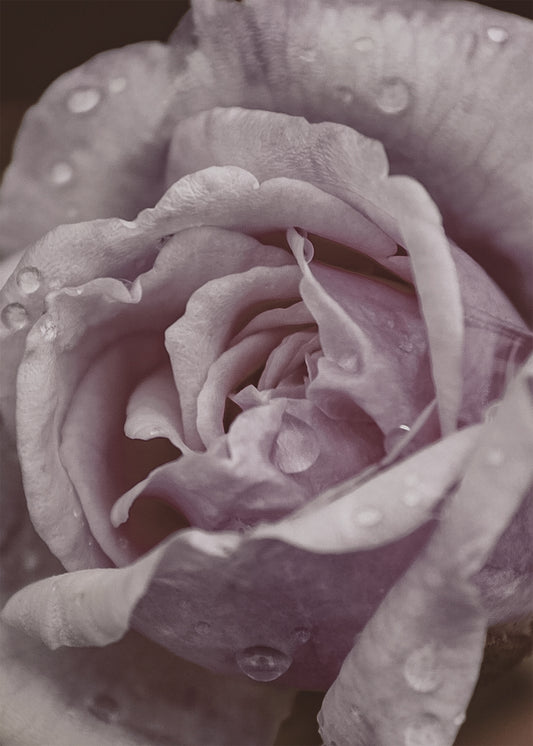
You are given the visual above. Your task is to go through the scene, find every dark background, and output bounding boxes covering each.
[1,0,532,169]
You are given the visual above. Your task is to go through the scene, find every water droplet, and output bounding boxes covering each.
[486,448,504,466]
[356,508,383,527]
[39,318,58,342]
[334,85,355,105]
[486,26,509,43]
[453,712,466,727]
[87,693,120,723]
[376,77,411,114]
[23,551,40,572]
[108,76,127,94]
[194,621,211,636]
[292,626,311,644]
[1,302,28,331]
[49,162,73,186]
[272,415,320,474]
[338,354,359,372]
[404,715,446,746]
[386,317,396,330]
[402,489,424,507]
[67,86,101,114]
[384,424,411,452]
[354,36,375,52]
[299,47,316,63]
[399,339,414,353]
[72,507,82,519]
[236,646,292,682]
[403,644,441,692]
[16,266,42,294]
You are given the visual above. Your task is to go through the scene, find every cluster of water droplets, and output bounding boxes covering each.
[1,266,44,332]
[48,76,127,191]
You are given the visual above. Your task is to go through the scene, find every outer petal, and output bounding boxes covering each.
[0,622,293,746]
[0,43,178,253]
[182,0,533,318]
[318,354,533,746]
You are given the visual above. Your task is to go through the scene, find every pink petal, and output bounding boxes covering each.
[0,622,292,746]
[318,354,533,746]
[125,364,189,452]
[184,0,533,317]
[165,264,301,449]
[387,177,464,435]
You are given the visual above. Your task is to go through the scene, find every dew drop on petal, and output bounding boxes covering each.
[486,448,504,466]
[403,644,441,692]
[39,318,58,342]
[87,693,120,723]
[334,85,355,104]
[194,621,211,636]
[108,76,127,94]
[271,415,320,474]
[1,302,28,331]
[354,36,375,52]
[376,77,411,114]
[486,26,509,43]
[404,715,447,746]
[67,86,101,113]
[16,266,42,294]
[384,424,411,452]
[72,507,82,519]
[49,162,73,186]
[236,646,293,682]
[355,507,383,527]
[292,626,311,645]
[399,339,414,353]
[453,712,466,727]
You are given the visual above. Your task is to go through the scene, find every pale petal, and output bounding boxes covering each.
[185,0,533,317]
[125,365,189,452]
[318,355,533,746]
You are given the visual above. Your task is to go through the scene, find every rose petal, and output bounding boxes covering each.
[387,177,464,434]
[318,354,533,746]
[0,623,293,746]
[184,0,533,317]
[287,229,434,436]
[125,364,189,452]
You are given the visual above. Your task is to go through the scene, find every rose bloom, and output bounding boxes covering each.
[0,0,532,744]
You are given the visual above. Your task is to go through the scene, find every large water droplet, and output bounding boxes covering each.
[67,86,101,113]
[87,693,120,723]
[108,76,127,94]
[404,715,446,746]
[355,507,383,527]
[486,26,509,43]
[354,36,375,52]
[16,266,42,295]
[384,424,411,452]
[1,303,28,331]
[376,78,411,114]
[272,415,320,474]
[403,643,441,692]
[49,162,73,186]
[236,646,293,682]
[334,85,355,105]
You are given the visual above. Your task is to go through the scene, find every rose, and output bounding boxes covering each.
[1,1,532,745]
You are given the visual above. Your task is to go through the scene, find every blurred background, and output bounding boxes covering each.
[1,1,532,744]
